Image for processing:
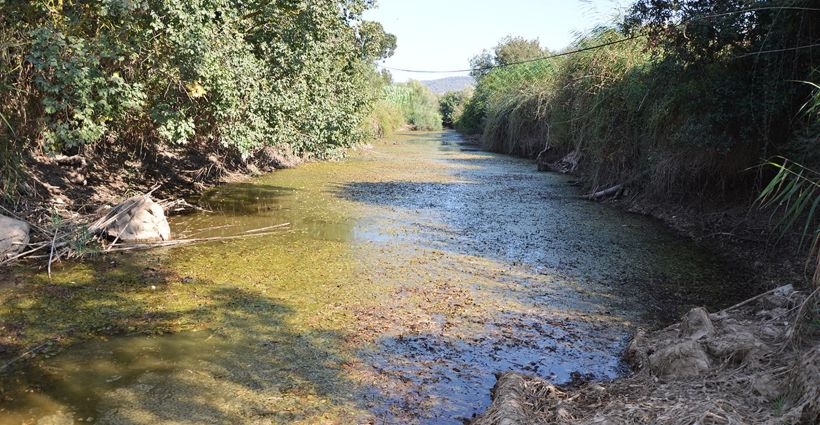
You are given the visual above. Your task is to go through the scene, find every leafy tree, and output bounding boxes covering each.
[469,50,495,81]
[494,36,545,66]
[0,0,397,169]
[358,20,397,61]
[469,36,546,81]
[439,88,473,128]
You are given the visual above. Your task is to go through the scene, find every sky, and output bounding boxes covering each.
[362,0,629,82]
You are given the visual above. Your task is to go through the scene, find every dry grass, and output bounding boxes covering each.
[474,287,820,425]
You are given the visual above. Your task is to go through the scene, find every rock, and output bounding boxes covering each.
[624,329,649,370]
[679,307,714,340]
[36,411,74,425]
[54,154,87,167]
[0,214,30,259]
[760,284,796,309]
[254,145,301,171]
[648,340,711,379]
[704,326,768,366]
[90,195,171,242]
[772,284,795,297]
[751,373,780,400]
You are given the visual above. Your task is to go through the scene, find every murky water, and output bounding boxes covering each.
[0,132,747,424]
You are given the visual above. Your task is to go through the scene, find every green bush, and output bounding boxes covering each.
[439,88,473,128]
[458,0,820,202]
[367,100,404,138]
[383,81,442,131]
[0,0,396,174]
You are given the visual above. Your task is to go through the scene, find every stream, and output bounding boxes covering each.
[0,131,747,424]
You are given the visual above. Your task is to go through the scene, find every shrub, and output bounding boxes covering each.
[383,81,442,131]
[458,0,820,203]
[0,0,397,182]
[439,88,473,128]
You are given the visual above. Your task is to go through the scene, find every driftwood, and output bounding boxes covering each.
[584,184,623,200]
[1,186,290,267]
[582,172,648,201]
[102,228,288,253]
[243,223,290,234]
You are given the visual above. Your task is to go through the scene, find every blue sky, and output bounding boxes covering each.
[363,0,629,82]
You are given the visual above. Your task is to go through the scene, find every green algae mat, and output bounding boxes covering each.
[0,132,746,424]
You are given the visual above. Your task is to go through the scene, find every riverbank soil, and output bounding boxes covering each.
[474,286,819,424]
[3,140,302,224]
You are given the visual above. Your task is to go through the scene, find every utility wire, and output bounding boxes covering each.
[385,35,643,74]
[383,5,820,75]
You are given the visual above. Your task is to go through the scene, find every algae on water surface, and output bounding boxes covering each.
[0,131,748,424]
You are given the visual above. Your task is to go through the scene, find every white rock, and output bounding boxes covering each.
[90,195,171,242]
[0,214,30,259]
[680,307,714,340]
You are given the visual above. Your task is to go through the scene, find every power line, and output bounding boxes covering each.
[384,35,643,74]
[383,5,820,75]
[734,43,820,58]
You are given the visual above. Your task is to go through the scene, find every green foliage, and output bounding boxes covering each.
[493,36,547,67]
[0,0,395,174]
[439,88,472,128]
[358,20,397,61]
[367,99,404,138]
[758,158,820,246]
[383,81,442,131]
[459,47,561,139]
[458,1,819,201]
[470,36,547,81]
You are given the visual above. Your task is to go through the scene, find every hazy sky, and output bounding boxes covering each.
[363,0,629,82]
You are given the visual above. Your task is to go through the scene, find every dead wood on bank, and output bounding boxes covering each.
[0,192,290,269]
[473,285,820,425]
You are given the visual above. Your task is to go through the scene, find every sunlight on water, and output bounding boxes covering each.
[0,132,747,424]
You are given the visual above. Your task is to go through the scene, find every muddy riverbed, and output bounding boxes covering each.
[0,131,749,424]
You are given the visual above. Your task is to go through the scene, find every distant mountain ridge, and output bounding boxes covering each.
[420,76,475,94]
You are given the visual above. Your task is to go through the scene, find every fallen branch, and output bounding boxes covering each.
[47,227,58,279]
[0,242,50,266]
[158,198,212,214]
[716,285,785,314]
[584,184,623,200]
[104,227,288,253]
[243,223,290,234]
[782,286,819,350]
[0,340,52,373]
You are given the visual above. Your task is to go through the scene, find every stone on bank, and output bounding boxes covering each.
[0,214,30,259]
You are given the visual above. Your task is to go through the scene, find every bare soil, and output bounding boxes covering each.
[3,141,300,227]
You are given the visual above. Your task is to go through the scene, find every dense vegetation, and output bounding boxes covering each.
[456,0,819,206]
[382,80,442,131]
[0,0,396,197]
[439,88,472,128]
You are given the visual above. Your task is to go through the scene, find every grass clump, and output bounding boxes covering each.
[457,1,820,204]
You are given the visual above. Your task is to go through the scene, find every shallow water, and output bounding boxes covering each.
[0,131,747,424]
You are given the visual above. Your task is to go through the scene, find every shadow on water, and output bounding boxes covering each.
[0,130,755,424]
[332,137,752,324]
[0,260,365,424]
[194,183,298,215]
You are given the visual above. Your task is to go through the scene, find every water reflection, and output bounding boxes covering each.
[0,131,750,424]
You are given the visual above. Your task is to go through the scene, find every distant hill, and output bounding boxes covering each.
[420,76,475,94]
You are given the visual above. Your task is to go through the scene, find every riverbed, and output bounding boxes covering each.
[0,131,746,424]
